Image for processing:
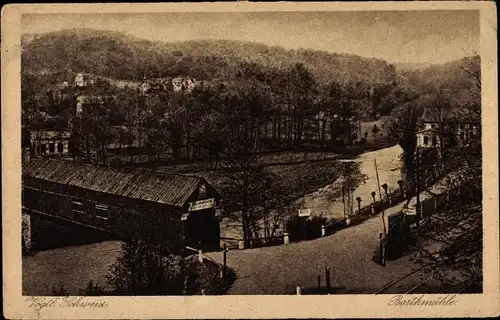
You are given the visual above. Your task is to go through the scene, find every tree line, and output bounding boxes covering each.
[23,61,406,167]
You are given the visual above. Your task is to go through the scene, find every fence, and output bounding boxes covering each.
[218,186,409,250]
[218,173,451,251]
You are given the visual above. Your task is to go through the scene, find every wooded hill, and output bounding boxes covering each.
[22,28,395,88]
[22,28,480,119]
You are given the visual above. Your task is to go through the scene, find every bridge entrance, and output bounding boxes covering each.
[183,209,220,251]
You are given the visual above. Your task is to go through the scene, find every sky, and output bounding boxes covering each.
[22,10,479,65]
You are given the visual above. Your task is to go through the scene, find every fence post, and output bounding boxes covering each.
[296,286,301,295]
[371,203,375,215]
[321,225,325,237]
[198,250,203,263]
[325,266,331,289]
[238,240,245,250]
[284,233,290,245]
[223,243,227,268]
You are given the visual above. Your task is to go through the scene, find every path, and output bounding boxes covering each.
[206,193,428,295]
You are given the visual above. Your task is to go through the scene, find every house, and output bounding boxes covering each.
[75,73,96,87]
[172,76,197,93]
[76,95,103,113]
[75,94,114,115]
[416,107,480,149]
[22,158,221,253]
[138,79,151,95]
[416,123,440,149]
[30,129,71,156]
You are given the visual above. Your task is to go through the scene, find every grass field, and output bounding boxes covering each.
[177,156,343,207]
[360,118,389,143]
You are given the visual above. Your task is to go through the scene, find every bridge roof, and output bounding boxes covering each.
[23,158,209,207]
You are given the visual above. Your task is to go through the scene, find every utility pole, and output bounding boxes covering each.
[415,147,421,227]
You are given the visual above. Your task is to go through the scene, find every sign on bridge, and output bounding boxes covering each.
[188,198,215,212]
[298,208,311,217]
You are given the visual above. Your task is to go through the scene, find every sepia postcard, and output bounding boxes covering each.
[2,1,499,319]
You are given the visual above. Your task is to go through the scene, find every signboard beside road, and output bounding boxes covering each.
[298,208,311,217]
[403,205,417,215]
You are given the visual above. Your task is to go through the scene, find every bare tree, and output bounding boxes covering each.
[21,74,51,156]
[459,55,481,117]
[113,90,141,163]
[338,161,367,217]
[386,103,422,193]
[425,91,455,160]
[218,84,274,247]
[195,111,228,170]
[219,125,265,247]
[460,55,481,92]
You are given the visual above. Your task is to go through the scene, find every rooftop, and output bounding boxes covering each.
[23,158,209,207]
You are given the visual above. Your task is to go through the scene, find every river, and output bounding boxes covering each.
[23,241,123,295]
[296,144,403,219]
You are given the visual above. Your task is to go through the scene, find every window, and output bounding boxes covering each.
[432,136,437,146]
[72,199,84,214]
[199,184,206,197]
[423,136,429,146]
[95,204,109,220]
[459,124,464,130]
[41,144,47,154]
[57,142,64,153]
[49,143,55,153]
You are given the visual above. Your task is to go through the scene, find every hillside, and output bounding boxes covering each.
[22,28,396,88]
[22,28,480,120]
[396,55,481,108]
[397,56,480,92]
[392,62,433,71]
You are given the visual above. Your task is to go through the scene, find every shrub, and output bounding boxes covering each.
[386,223,415,260]
[79,280,106,296]
[285,215,327,241]
[51,285,69,296]
[106,240,187,295]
